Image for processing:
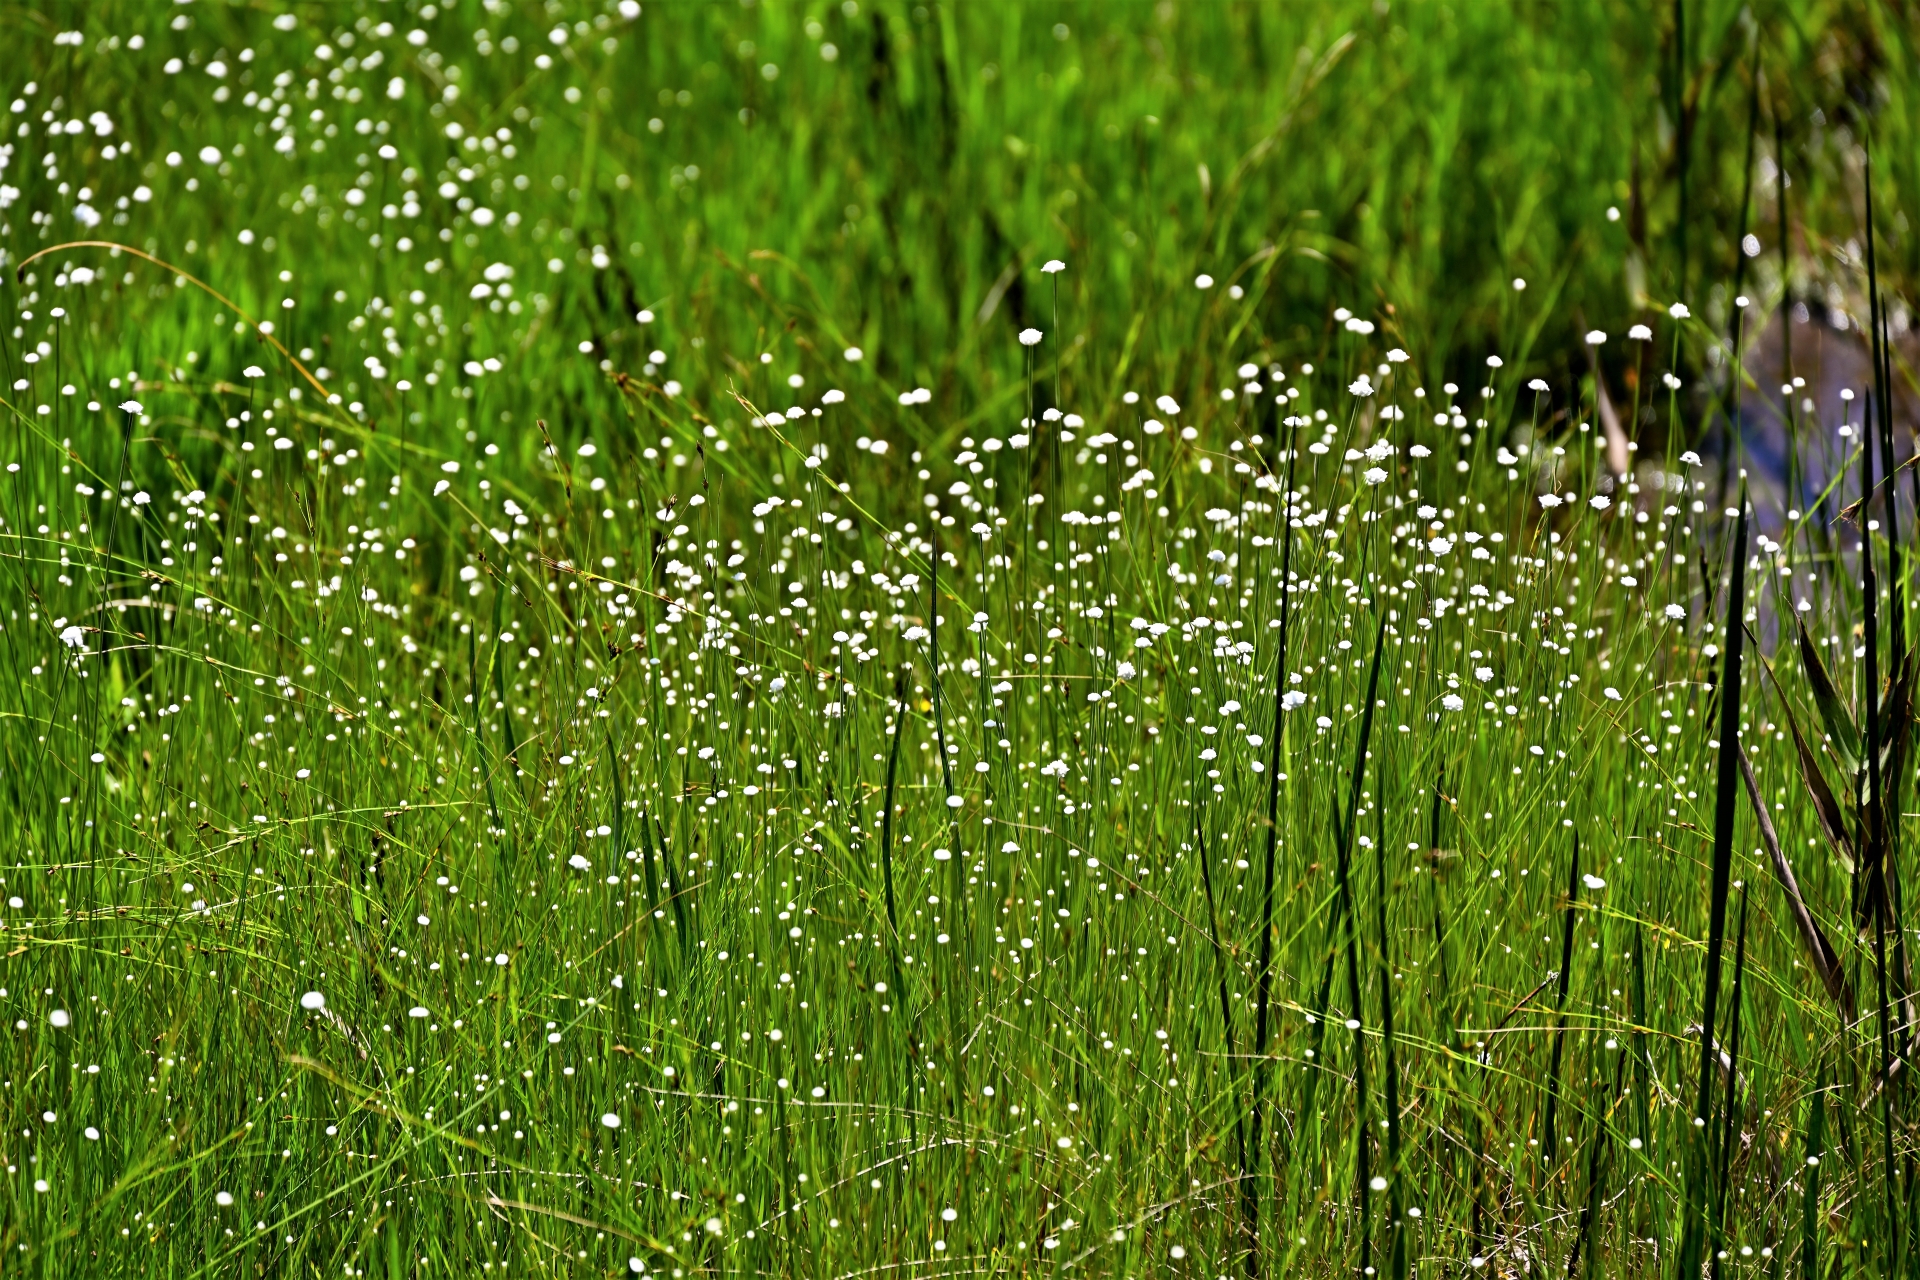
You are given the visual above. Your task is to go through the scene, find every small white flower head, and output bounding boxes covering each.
[1628,324,1653,340]
[1281,690,1306,711]
[1155,395,1181,416]
[1348,374,1375,397]
[1590,494,1611,510]
[1582,873,1607,891]
[843,346,863,362]
[1664,603,1686,621]
[1193,273,1214,289]
[1365,438,1395,462]
[1668,302,1690,320]
[409,1006,429,1019]
[118,400,143,415]
[1040,259,1065,274]
[215,1191,235,1208]
[1408,443,1431,458]
[1017,328,1043,347]
[1538,493,1563,509]
[569,853,591,871]
[242,365,266,378]
[601,1112,623,1130]
[1603,686,1623,701]
[1441,693,1464,712]
[1362,466,1389,485]
[1512,276,1527,291]
[1486,354,1503,369]
[299,991,326,1011]
[1528,378,1549,392]
[49,1009,71,1028]
[1586,329,1607,345]
[59,625,86,649]
[1386,348,1409,363]
[198,145,222,165]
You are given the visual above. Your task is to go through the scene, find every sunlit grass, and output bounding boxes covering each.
[1,3,1915,1277]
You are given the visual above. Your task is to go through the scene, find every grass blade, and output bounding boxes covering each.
[1737,741,1854,1018]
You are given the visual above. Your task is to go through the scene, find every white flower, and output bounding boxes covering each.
[843,346,863,362]
[1528,378,1549,392]
[1348,375,1375,397]
[1193,273,1214,289]
[601,1112,622,1129]
[198,145,222,165]
[1041,259,1065,274]
[59,625,86,648]
[1282,691,1306,711]
[1115,661,1136,681]
[1409,444,1431,458]
[242,365,266,378]
[49,1010,70,1028]
[409,1006,429,1018]
[1018,328,1043,346]
[1386,348,1409,363]
[1664,603,1686,620]
[1668,302,1690,319]
[215,1191,235,1208]
[1586,330,1607,345]
[1679,450,1702,466]
[1538,493,1563,508]
[1475,666,1494,681]
[1362,466,1389,485]
[1603,687,1622,701]
[300,991,326,1011]
[1155,395,1181,416]
[1628,324,1653,340]
[1486,355,1503,368]
[569,854,591,871]
[118,400,143,415]
[1441,693,1464,712]
[1590,495,1611,510]
[1582,873,1607,890]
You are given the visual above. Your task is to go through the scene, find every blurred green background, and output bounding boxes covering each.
[9,0,1913,443]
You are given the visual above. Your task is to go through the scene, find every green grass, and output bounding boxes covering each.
[1,1,1917,1276]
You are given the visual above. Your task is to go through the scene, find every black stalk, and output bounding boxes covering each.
[1543,832,1581,1163]
[1336,613,1390,1274]
[1243,422,1301,1271]
[1683,497,1748,1279]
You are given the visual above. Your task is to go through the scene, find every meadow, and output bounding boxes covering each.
[1,1,1917,1276]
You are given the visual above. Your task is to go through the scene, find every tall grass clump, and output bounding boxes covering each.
[0,2,1917,1275]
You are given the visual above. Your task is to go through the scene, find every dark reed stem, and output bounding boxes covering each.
[1543,832,1581,1163]
[1337,612,1389,1276]
[1243,420,1301,1272]
[1683,496,1747,1280]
